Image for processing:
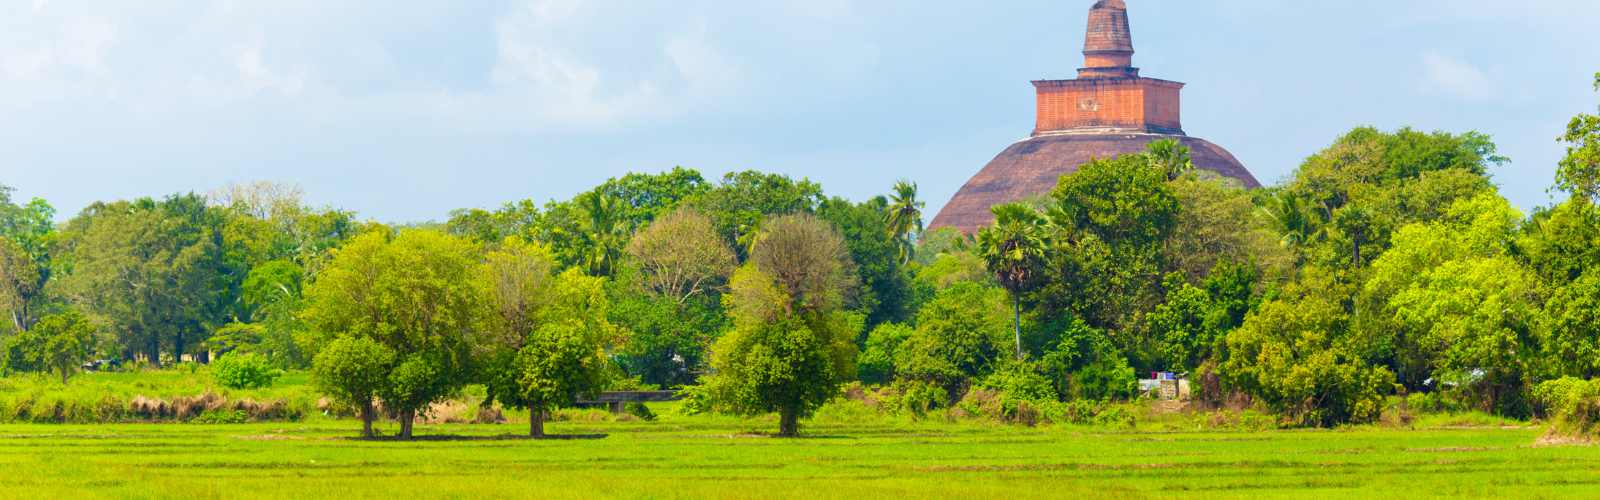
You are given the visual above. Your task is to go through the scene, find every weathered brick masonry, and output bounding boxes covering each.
[930,0,1260,234]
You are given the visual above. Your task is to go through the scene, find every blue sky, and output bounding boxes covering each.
[2,0,1597,222]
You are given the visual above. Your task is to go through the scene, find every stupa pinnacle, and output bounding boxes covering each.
[929,0,1260,234]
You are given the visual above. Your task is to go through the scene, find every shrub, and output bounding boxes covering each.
[893,380,949,418]
[676,384,712,416]
[1534,377,1600,437]
[213,353,282,390]
[625,402,657,421]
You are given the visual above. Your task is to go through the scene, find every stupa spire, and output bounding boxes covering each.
[1080,0,1136,78]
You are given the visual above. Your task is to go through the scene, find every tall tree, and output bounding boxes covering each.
[498,270,617,437]
[54,195,229,364]
[817,196,911,328]
[687,171,824,258]
[885,180,925,264]
[0,238,42,333]
[1555,72,1600,204]
[977,203,1047,360]
[626,208,736,305]
[304,229,483,438]
[705,214,858,436]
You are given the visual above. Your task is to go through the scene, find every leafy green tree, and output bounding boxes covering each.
[17,308,97,384]
[0,185,56,267]
[817,196,911,327]
[304,229,483,438]
[0,238,43,333]
[912,226,972,266]
[610,288,723,387]
[1545,270,1600,378]
[1555,73,1600,204]
[1280,127,1501,269]
[894,283,1013,396]
[529,168,711,272]
[857,322,913,385]
[885,180,925,264]
[705,215,858,436]
[978,203,1047,360]
[54,195,230,364]
[1145,264,1258,373]
[1036,151,1180,346]
[1224,269,1394,427]
[504,270,617,437]
[1147,138,1195,181]
[312,335,395,438]
[687,171,824,258]
[1167,176,1291,283]
[1363,193,1540,414]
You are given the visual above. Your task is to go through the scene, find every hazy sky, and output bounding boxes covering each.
[3,0,1597,222]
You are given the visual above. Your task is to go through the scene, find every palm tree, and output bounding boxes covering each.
[1258,189,1318,254]
[885,180,925,264]
[977,203,1048,360]
[579,193,628,277]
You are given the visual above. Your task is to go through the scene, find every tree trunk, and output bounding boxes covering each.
[59,367,69,386]
[360,400,376,438]
[530,409,546,438]
[400,409,415,439]
[1013,296,1024,360]
[778,407,799,437]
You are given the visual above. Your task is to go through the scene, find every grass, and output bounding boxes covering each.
[0,405,1596,499]
[2,371,1595,497]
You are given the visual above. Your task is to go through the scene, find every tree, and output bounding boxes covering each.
[304,229,482,438]
[977,203,1047,360]
[626,208,736,305]
[858,322,913,385]
[1223,269,1395,427]
[1363,193,1540,414]
[476,238,618,438]
[1147,138,1195,181]
[1167,176,1291,283]
[1555,72,1600,204]
[894,283,1013,396]
[817,197,911,327]
[312,336,395,438]
[54,195,230,364]
[18,308,97,384]
[705,215,858,436]
[748,214,857,315]
[686,171,824,258]
[505,270,617,437]
[0,238,42,333]
[1545,270,1600,378]
[885,180,925,264]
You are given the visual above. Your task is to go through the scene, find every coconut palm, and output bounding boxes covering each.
[578,193,629,277]
[885,180,925,264]
[976,203,1048,360]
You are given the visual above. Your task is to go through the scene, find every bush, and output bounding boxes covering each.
[893,380,949,418]
[1534,377,1600,437]
[676,384,712,416]
[624,402,657,421]
[213,353,283,390]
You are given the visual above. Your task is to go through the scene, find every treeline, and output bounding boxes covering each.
[2,73,1598,436]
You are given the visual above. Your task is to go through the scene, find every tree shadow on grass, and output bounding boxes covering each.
[348,433,609,442]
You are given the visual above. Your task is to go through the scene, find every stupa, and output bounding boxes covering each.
[930,0,1260,233]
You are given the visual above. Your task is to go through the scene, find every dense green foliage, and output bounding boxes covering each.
[5,73,1600,435]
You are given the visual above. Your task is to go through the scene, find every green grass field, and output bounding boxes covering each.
[2,410,1596,499]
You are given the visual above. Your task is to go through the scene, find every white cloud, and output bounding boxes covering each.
[1420,51,1494,101]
